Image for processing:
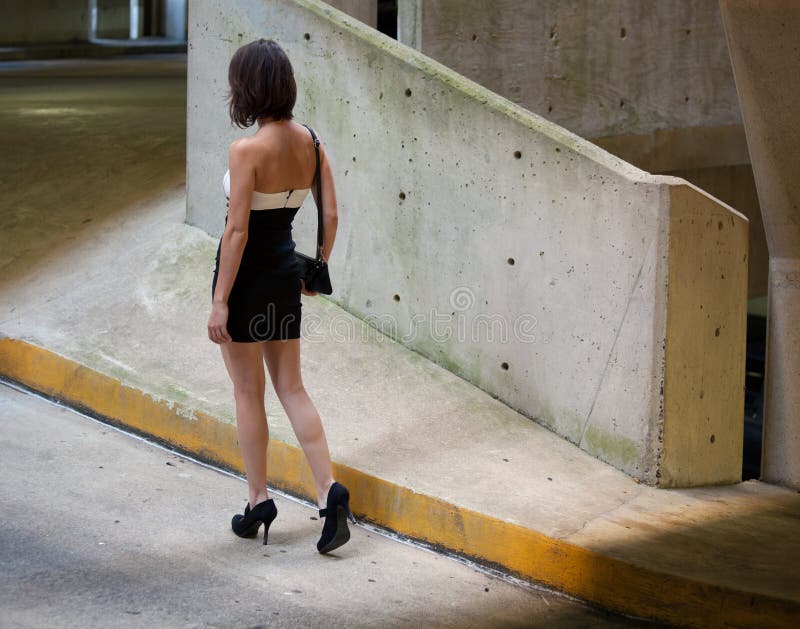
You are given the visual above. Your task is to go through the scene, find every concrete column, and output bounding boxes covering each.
[130,0,140,39]
[719,0,800,489]
[398,0,422,50]
[164,0,187,40]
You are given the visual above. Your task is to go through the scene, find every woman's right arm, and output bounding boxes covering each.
[208,140,255,344]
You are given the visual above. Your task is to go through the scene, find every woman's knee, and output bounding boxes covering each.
[223,345,266,402]
[233,378,265,403]
[275,381,306,403]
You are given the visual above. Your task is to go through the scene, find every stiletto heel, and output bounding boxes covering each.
[316,482,355,554]
[231,498,278,545]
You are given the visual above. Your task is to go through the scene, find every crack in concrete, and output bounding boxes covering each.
[561,491,640,540]
[578,235,656,448]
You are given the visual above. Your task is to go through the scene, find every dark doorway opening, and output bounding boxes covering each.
[377,0,398,39]
[743,312,766,480]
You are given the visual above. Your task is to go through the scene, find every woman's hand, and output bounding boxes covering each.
[208,302,233,344]
[300,278,318,297]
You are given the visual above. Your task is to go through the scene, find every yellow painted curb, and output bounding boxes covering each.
[0,336,795,628]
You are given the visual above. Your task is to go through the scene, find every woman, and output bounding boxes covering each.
[207,38,354,554]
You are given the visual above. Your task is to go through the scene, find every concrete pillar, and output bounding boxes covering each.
[130,0,141,39]
[398,0,423,50]
[719,0,800,489]
[164,0,187,40]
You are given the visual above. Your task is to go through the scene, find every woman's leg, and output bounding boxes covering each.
[220,341,270,509]
[262,338,335,509]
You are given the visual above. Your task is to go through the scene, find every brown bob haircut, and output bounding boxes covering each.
[227,38,297,128]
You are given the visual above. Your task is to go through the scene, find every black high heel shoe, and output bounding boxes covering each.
[317,482,356,554]
[231,498,278,545]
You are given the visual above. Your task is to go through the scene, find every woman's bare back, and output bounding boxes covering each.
[241,120,317,194]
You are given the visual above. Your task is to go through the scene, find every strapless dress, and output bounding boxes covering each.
[211,170,311,341]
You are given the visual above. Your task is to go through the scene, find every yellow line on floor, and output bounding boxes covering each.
[0,337,794,628]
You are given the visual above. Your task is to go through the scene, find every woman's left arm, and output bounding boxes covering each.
[314,137,338,263]
[208,140,255,344]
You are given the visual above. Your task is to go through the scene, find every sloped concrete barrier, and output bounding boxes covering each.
[186,0,749,487]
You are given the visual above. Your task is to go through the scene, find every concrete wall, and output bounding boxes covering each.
[386,0,769,300]
[665,165,767,298]
[0,0,90,44]
[186,0,749,487]
[418,0,741,141]
[325,0,376,28]
[164,0,188,40]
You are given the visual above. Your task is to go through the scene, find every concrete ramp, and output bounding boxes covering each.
[187,0,749,488]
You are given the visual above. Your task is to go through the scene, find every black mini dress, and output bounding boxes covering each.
[211,169,310,342]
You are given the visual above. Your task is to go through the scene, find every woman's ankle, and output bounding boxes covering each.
[249,489,269,508]
[316,479,335,509]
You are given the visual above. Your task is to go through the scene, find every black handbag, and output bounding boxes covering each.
[296,124,333,295]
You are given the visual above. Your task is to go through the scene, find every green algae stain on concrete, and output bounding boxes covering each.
[583,425,639,468]
[163,382,192,405]
[527,397,585,445]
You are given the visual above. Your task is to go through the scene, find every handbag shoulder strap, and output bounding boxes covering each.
[302,124,324,260]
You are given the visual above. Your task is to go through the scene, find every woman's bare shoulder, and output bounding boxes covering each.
[229,136,254,156]
[229,136,268,170]
[291,120,323,141]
